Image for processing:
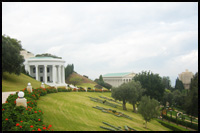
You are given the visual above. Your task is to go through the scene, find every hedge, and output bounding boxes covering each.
[162,114,198,130]
[156,119,190,131]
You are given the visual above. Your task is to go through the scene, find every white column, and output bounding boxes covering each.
[35,65,38,81]
[58,65,61,84]
[44,65,47,84]
[62,65,65,84]
[53,65,56,84]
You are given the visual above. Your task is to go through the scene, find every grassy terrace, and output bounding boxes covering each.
[2,72,49,92]
[37,92,172,131]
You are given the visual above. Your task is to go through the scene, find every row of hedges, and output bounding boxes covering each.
[2,87,57,131]
[162,114,198,130]
[156,119,190,131]
[57,87,110,92]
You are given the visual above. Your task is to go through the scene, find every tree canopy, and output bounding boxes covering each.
[65,64,74,80]
[95,75,112,89]
[126,80,145,113]
[161,76,172,90]
[69,76,82,86]
[111,80,144,111]
[2,35,24,75]
[138,95,160,128]
[133,71,165,102]
[35,53,62,59]
[184,72,198,117]
[174,78,184,92]
[162,89,173,107]
[111,83,130,110]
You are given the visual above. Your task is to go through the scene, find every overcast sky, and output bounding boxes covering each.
[2,2,198,86]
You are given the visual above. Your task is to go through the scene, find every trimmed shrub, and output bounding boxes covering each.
[46,87,57,93]
[162,114,198,130]
[156,119,189,131]
[94,84,103,89]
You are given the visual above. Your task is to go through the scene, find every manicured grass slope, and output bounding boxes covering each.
[37,92,171,131]
[2,72,48,92]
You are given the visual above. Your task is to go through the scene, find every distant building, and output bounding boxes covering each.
[102,72,136,87]
[178,69,194,90]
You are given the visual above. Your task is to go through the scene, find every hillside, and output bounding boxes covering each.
[66,72,107,89]
[37,92,175,131]
[2,72,49,92]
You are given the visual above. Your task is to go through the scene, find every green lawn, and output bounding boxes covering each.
[2,72,49,92]
[37,92,171,131]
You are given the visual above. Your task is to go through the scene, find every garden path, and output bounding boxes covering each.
[2,91,17,103]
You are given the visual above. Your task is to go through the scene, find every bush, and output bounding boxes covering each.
[162,114,198,130]
[58,88,68,92]
[2,87,54,131]
[46,87,57,93]
[94,84,103,89]
[156,119,189,131]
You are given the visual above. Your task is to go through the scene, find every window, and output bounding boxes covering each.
[47,67,50,73]
[40,68,43,73]
[47,76,50,82]
[40,77,43,82]
[33,68,35,73]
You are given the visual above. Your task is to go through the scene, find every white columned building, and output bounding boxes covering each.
[24,57,66,87]
[102,72,136,87]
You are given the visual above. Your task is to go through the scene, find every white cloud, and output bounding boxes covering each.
[2,2,198,86]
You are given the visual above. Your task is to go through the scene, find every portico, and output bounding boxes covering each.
[24,57,66,87]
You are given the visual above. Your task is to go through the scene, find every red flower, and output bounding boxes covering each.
[38,128,41,131]
[20,126,22,128]
[30,125,34,128]
[16,123,20,126]
[49,125,52,128]
[26,108,28,110]
[34,111,37,113]
[5,118,8,121]
[20,121,23,123]
[38,119,41,121]
[5,101,8,103]
[43,127,46,130]
[14,101,16,104]
[2,109,4,111]
[32,103,33,104]
[39,110,41,112]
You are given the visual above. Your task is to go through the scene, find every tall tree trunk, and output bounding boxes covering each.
[145,121,147,128]
[122,99,127,110]
[132,102,136,113]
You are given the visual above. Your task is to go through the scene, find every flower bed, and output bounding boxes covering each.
[93,106,132,120]
[2,88,54,131]
[100,121,137,131]
[89,96,120,108]
[99,96,122,105]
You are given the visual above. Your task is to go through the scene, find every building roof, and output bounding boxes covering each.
[103,72,131,77]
